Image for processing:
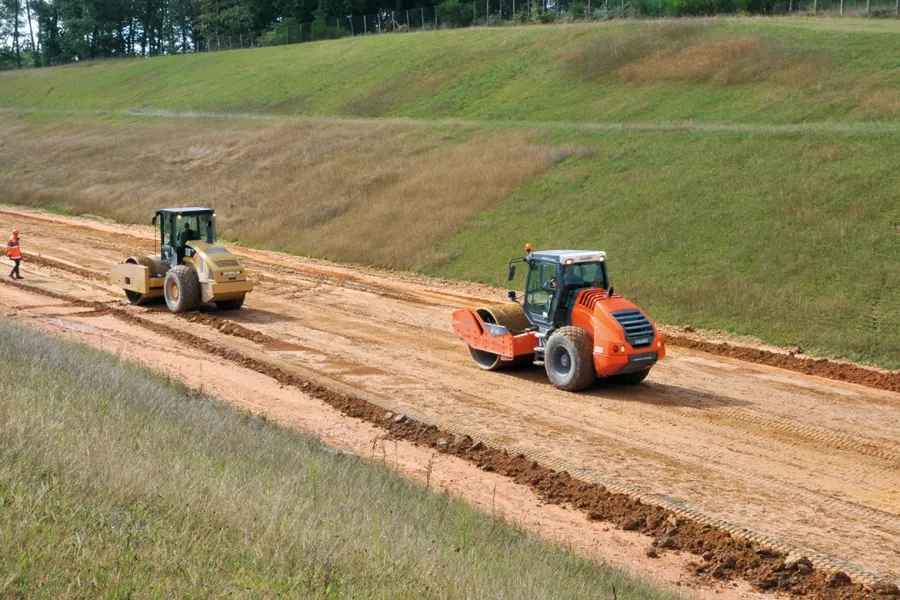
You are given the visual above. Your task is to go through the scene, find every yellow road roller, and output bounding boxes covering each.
[109,207,253,312]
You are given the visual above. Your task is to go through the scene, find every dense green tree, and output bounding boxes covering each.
[2,0,789,69]
[0,0,23,68]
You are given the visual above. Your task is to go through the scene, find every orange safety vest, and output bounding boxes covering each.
[6,235,21,260]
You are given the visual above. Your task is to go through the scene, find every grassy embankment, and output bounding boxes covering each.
[0,321,676,598]
[0,18,899,366]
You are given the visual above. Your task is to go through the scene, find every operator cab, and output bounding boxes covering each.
[509,249,609,333]
[152,207,218,267]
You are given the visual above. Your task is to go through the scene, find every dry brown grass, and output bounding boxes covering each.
[0,114,554,269]
[618,37,764,84]
[561,23,828,89]
[560,22,705,82]
[859,88,900,118]
[341,74,448,118]
[770,59,829,89]
[617,37,829,88]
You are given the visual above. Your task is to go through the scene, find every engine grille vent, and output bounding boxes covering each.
[215,259,239,268]
[576,289,607,310]
[611,309,655,349]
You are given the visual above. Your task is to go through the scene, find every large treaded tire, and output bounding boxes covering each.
[215,296,245,311]
[544,326,595,392]
[613,368,651,385]
[164,265,200,313]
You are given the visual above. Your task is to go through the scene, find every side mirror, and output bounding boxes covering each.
[151,215,157,226]
[507,290,517,301]
[507,265,516,281]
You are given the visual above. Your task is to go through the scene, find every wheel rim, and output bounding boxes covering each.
[167,279,179,302]
[548,345,573,378]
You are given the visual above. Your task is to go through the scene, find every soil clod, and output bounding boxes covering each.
[871,582,900,596]
[829,571,852,587]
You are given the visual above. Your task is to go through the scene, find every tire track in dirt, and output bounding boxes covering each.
[4,276,898,599]
[10,206,900,396]
[21,251,900,539]
[4,208,900,595]
[453,367,900,548]
[704,406,900,465]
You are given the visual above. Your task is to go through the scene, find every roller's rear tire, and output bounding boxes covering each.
[215,296,245,311]
[545,326,595,392]
[164,265,200,313]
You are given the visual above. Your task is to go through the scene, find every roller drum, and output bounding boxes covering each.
[468,302,534,371]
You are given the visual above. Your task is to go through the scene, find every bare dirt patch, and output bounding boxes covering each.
[2,208,899,594]
[5,277,898,599]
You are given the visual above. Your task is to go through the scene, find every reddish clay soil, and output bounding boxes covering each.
[1,207,899,599]
[665,332,900,394]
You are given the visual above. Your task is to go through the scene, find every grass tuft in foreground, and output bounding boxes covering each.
[0,321,678,599]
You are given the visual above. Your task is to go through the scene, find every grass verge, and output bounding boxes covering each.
[435,127,900,368]
[0,320,678,599]
[1,19,900,124]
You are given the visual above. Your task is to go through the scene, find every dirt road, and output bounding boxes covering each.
[1,208,898,590]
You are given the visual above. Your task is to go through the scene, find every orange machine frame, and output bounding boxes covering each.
[452,289,665,376]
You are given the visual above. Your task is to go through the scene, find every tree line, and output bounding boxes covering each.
[0,0,448,68]
[1,0,792,69]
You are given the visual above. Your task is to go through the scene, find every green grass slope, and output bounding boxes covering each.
[1,18,900,124]
[0,321,676,598]
[436,128,900,366]
[1,18,899,367]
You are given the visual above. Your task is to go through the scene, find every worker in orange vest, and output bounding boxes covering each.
[7,229,23,280]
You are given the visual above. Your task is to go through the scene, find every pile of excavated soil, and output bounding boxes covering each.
[332,397,899,599]
[666,333,900,394]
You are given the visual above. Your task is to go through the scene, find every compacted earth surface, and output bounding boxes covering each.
[1,207,898,599]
